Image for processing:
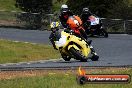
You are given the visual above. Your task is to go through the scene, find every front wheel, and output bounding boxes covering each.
[100,28,108,38]
[69,47,87,62]
[61,53,71,61]
[91,55,99,61]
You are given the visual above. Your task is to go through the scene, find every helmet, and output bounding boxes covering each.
[61,4,69,13]
[61,4,68,9]
[83,8,89,13]
[50,22,60,29]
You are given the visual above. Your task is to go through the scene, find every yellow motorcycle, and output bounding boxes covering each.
[50,22,99,62]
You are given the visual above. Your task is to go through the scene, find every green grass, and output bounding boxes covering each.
[0,0,20,21]
[0,39,61,64]
[0,0,20,11]
[0,68,132,88]
[129,0,132,4]
[0,0,67,12]
[0,11,17,21]
[52,0,68,12]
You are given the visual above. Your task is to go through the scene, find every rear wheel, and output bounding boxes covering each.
[69,47,87,62]
[61,53,71,61]
[100,28,108,38]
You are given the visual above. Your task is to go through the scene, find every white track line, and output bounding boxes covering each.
[0,59,61,66]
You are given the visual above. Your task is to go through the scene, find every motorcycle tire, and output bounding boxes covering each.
[69,47,87,62]
[91,55,99,61]
[61,54,71,61]
[101,28,108,38]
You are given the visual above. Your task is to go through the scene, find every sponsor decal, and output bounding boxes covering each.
[77,67,130,85]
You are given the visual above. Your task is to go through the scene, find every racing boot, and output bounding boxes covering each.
[89,45,99,61]
[86,40,92,45]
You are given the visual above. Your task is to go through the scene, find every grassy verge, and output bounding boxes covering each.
[0,68,131,88]
[0,0,20,11]
[0,39,61,64]
[0,0,20,26]
[0,11,17,21]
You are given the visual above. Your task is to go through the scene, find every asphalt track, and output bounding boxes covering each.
[0,28,132,70]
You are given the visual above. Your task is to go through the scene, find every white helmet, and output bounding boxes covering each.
[61,4,69,13]
[61,4,68,9]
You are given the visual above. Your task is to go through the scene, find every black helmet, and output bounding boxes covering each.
[83,8,89,13]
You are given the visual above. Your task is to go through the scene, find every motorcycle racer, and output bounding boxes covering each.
[59,4,73,29]
[49,22,61,50]
[80,7,93,31]
[59,4,88,40]
[80,7,108,37]
[49,22,99,62]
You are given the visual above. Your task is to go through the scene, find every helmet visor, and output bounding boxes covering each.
[61,8,68,13]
